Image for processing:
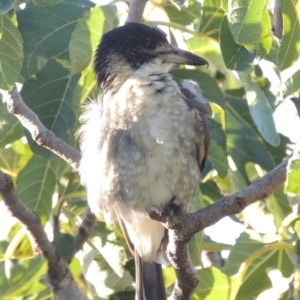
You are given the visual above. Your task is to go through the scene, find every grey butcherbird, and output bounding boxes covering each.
[78,23,211,300]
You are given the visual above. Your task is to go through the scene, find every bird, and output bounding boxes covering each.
[78,22,211,300]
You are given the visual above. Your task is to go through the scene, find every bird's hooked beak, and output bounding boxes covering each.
[163,45,209,67]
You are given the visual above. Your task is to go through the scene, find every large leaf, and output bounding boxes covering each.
[220,16,256,71]
[225,91,277,180]
[282,68,300,97]
[32,0,62,6]
[17,0,93,79]
[0,0,15,14]
[0,13,23,90]
[227,0,268,52]
[238,71,280,146]
[0,256,46,298]
[268,186,293,228]
[285,143,300,195]
[84,233,133,298]
[187,37,241,89]
[208,139,229,178]
[223,231,295,300]
[16,155,59,222]
[278,0,300,71]
[199,0,224,40]
[0,100,24,147]
[258,7,272,58]
[193,267,238,300]
[21,59,80,157]
[0,140,32,177]
[69,6,105,74]
[161,1,199,26]
[171,69,226,107]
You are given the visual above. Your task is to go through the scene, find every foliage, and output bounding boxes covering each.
[0,0,299,299]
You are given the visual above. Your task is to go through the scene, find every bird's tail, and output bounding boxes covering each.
[135,250,167,300]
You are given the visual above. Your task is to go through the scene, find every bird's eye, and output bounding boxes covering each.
[145,41,156,50]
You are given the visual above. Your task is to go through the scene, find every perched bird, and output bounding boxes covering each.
[78,23,211,299]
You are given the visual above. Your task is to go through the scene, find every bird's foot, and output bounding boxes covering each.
[148,196,183,230]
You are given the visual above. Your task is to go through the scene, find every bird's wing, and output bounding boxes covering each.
[180,80,211,172]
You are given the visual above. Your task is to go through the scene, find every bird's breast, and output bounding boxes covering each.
[98,73,201,215]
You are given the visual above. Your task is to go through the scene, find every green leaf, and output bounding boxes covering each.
[228,0,268,52]
[193,267,238,300]
[285,143,300,195]
[223,231,295,300]
[69,6,105,74]
[52,232,75,263]
[295,220,300,237]
[32,0,62,7]
[199,0,224,40]
[210,118,226,151]
[238,71,280,146]
[282,68,300,97]
[86,233,133,298]
[225,92,276,180]
[0,256,46,298]
[222,0,228,11]
[278,0,300,71]
[0,0,14,14]
[21,59,80,157]
[0,140,32,176]
[220,16,256,71]
[171,69,225,107]
[17,0,93,80]
[101,4,119,33]
[0,100,24,147]
[208,139,229,178]
[108,291,136,300]
[161,2,198,26]
[16,155,59,222]
[258,7,272,58]
[187,37,241,89]
[267,186,293,228]
[201,180,224,205]
[0,13,23,90]
[58,171,85,201]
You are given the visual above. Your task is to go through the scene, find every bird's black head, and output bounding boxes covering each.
[94,23,208,93]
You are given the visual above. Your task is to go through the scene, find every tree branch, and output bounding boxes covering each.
[0,86,81,171]
[273,0,283,40]
[150,153,292,299]
[0,1,294,299]
[75,206,96,252]
[126,0,148,23]
[0,171,87,300]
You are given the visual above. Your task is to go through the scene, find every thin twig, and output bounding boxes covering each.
[75,206,96,252]
[273,0,283,39]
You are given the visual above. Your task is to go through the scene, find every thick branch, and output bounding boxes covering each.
[167,230,198,300]
[151,153,292,300]
[187,156,289,235]
[0,86,81,171]
[126,0,148,23]
[0,171,87,300]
